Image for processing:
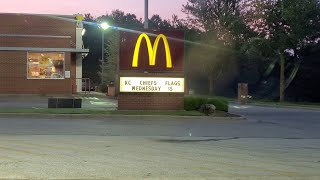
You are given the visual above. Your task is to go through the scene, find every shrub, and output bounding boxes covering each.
[184,96,207,111]
[206,98,229,112]
[99,83,108,93]
[184,96,229,112]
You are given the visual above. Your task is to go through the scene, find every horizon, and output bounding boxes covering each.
[1,0,188,20]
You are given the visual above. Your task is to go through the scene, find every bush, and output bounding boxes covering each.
[206,98,229,112]
[99,83,108,93]
[184,96,229,112]
[184,96,207,111]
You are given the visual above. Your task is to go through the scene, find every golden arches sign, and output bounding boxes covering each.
[132,33,173,68]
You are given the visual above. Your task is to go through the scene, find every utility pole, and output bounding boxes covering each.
[279,0,285,102]
[144,0,149,29]
[101,31,104,85]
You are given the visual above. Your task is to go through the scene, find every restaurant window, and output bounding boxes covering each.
[27,52,65,79]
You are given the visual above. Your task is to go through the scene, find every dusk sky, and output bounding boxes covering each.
[2,0,188,20]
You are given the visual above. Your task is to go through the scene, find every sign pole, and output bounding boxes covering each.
[144,0,148,29]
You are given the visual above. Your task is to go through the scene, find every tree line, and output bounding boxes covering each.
[82,0,320,102]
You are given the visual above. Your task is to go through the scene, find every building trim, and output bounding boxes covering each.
[0,13,77,24]
[0,34,72,39]
[0,47,89,53]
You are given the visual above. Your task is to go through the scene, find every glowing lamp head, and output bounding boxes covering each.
[100,22,110,30]
[81,28,86,36]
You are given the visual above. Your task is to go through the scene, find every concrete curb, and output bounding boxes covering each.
[230,100,320,111]
[246,103,320,111]
[0,113,246,121]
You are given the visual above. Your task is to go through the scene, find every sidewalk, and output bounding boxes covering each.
[0,94,243,119]
[0,92,118,110]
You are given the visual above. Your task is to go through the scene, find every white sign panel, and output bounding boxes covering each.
[120,77,184,93]
[65,71,71,78]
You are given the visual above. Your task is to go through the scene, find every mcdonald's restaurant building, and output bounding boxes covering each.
[0,13,88,94]
[118,31,185,110]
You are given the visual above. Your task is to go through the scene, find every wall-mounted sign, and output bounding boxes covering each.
[65,71,70,78]
[120,77,184,93]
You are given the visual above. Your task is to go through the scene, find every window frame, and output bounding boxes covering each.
[27,52,66,80]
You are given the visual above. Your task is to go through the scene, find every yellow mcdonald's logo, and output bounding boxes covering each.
[132,33,172,68]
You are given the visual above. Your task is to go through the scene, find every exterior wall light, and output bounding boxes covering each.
[81,28,86,36]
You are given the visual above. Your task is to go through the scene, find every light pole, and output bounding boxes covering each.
[279,0,285,102]
[100,22,110,85]
[144,0,148,29]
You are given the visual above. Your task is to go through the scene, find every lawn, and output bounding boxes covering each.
[0,108,238,117]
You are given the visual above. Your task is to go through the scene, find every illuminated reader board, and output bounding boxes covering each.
[120,77,184,93]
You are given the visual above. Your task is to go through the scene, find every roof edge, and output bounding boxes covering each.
[0,12,75,18]
[0,47,89,53]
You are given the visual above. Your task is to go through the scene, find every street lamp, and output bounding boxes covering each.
[100,22,110,85]
[101,22,110,30]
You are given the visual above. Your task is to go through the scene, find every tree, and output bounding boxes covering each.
[171,14,185,29]
[82,10,144,88]
[97,10,143,29]
[183,0,252,48]
[182,0,251,94]
[149,15,172,30]
[187,43,233,95]
[82,13,103,85]
[244,0,320,101]
[99,30,119,91]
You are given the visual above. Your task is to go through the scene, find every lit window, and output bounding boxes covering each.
[27,52,65,79]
